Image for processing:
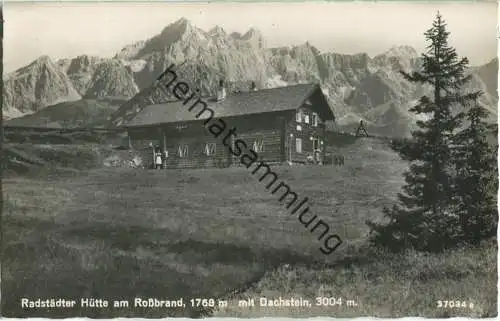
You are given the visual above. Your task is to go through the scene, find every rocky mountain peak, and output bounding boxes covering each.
[241,27,262,40]
[475,57,498,99]
[9,55,64,80]
[3,55,81,117]
[208,25,227,37]
[160,17,201,40]
[131,17,207,59]
[4,18,497,138]
[237,27,265,49]
[171,17,191,29]
[27,55,51,67]
[373,45,420,73]
[63,55,106,95]
[67,55,103,74]
[25,55,55,70]
[376,45,419,60]
[83,59,139,99]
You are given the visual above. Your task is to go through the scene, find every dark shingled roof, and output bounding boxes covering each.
[124,83,334,127]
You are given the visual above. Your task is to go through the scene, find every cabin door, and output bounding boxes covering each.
[312,138,319,150]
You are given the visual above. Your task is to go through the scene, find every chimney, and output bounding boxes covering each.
[250,81,257,92]
[216,79,227,101]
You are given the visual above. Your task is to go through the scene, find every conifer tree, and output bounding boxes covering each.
[452,98,498,245]
[366,12,481,252]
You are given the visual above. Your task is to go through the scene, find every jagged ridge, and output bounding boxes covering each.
[4,18,497,138]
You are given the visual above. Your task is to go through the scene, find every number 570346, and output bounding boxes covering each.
[437,300,474,309]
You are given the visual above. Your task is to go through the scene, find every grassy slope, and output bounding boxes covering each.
[216,240,497,318]
[3,128,127,177]
[2,138,497,317]
[4,98,123,128]
[3,143,118,178]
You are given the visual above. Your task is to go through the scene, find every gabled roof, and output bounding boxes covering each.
[124,83,334,127]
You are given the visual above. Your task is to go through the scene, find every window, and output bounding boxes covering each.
[296,110,302,123]
[296,125,302,131]
[304,114,310,124]
[178,144,189,157]
[204,143,216,156]
[312,113,318,127]
[253,139,264,152]
[295,138,302,154]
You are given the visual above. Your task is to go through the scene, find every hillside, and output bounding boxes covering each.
[5,99,124,128]
[3,136,496,317]
[3,18,497,138]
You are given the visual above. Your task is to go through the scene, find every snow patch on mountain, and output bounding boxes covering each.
[121,59,148,73]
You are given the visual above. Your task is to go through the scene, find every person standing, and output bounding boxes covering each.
[155,147,162,170]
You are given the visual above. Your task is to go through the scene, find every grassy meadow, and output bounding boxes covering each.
[1,137,497,317]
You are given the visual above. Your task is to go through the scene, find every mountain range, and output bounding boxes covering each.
[4,17,498,137]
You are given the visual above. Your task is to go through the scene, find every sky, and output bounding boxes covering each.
[4,1,498,73]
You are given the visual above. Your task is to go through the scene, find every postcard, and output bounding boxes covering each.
[2,1,497,318]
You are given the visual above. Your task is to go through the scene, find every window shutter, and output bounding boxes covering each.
[295,138,302,153]
[178,145,188,157]
[312,113,319,127]
[204,143,216,156]
[296,110,302,123]
[253,139,264,152]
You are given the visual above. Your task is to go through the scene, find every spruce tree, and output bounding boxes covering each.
[453,98,498,245]
[366,12,481,252]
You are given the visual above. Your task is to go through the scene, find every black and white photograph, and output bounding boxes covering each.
[1,1,498,318]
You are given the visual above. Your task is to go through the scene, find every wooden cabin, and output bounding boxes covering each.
[123,83,335,169]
